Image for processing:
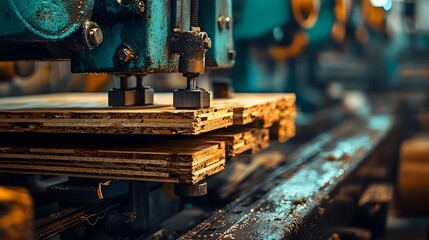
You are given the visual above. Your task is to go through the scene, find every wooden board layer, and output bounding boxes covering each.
[221,93,295,126]
[0,93,233,135]
[270,118,296,143]
[0,140,226,184]
[200,126,270,156]
[0,93,295,135]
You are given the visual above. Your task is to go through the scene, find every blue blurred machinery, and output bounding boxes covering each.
[231,0,352,110]
[231,0,394,112]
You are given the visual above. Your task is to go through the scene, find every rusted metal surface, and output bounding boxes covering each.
[0,0,94,41]
[179,115,393,239]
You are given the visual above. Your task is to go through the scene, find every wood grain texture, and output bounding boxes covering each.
[0,140,226,184]
[269,118,296,143]
[200,127,270,156]
[0,93,233,135]
[0,93,295,135]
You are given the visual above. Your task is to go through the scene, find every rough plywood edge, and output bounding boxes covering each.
[0,93,294,135]
[0,161,226,184]
[0,151,225,175]
[0,116,234,135]
[0,151,224,171]
[0,140,226,184]
[0,141,225,167]
[197,125,272,156]
[270,120,296,143]
[0,157,226,184]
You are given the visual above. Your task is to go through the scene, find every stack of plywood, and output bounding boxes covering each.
[0,93,296,184]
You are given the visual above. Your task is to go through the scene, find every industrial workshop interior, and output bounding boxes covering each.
[2,0,429,239]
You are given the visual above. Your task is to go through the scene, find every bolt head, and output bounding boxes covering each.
[228,50,236,61]
[116,48,134,64]
[137,1,145,13]
[225,17,233,29]
[82,21,103,49]
[217,16,225,30]
[89,27,103,47]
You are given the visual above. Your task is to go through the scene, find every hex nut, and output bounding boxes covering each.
[217,16,225,30]
[116,47,134,65]
[108,89,137,107]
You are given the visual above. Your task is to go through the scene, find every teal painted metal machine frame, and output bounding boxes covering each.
[73,0,176,74]
[0,0,95,41]
[0,0,234,75]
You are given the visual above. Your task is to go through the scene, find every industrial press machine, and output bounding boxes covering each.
[0,0,235,108]
[2,0,428,240]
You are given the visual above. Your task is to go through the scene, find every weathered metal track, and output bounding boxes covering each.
[179,115,393,239]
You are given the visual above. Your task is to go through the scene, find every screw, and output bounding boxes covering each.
[217,16,225,30]
[137,0,145,13]
[116,47,134,65]
[225,16,232,29]
[88,27,103,47]
[228,50,236,60]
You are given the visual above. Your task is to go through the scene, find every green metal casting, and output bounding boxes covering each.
[234,0,291,40]
[0,0,95,41]
[72,0,175,74]
[0,0,234,74]
[200,0,235,68]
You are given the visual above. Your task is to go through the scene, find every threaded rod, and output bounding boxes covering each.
[191,0,199,28]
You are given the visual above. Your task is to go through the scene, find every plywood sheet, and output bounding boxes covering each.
[0,140,226,184]
[0,93,233,135]
[0,93,295,135]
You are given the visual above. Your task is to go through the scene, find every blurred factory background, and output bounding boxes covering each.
[1,0,429,239]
